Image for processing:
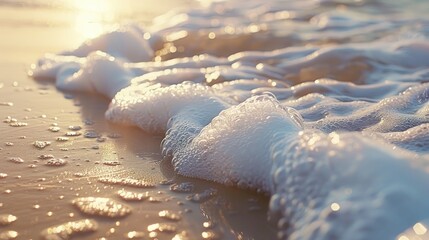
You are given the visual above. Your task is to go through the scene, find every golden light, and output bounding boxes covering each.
[72,0,114,40]
[330,202,341,212]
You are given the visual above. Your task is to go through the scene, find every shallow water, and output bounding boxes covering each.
[25,0,429,239]
[0,1,279,239]
[0,65,274,239]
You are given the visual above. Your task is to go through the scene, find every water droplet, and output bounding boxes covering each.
[158,210,181,221]
[125,231,145,239]
[117,190,149,201]
[103,161,121,166]
[147,223,177,233]
[0,102,13,107]
[72,197,131,218]
[170,181,195,193]
[0,214,17,226]
[65,131,81,137]
[203,221,216,229]
[33,141,51,149]
[38,154,54,160]
[7,157,24,164]
[84,130,100,138]
[202,230,221,239]
[148,197,163,203]
[73,172,85,177]
[9,122,27,127]
[172,231,190,240]
[107,133,121,139]
[149,232,158,238]
[330,202,341,212]
[0,230,18,239]
[56,137,69,142]
[48,126,61,132]
[40,219,98,240]
[84,119,94,125]
[188,188,217,203]
[45,158,67,167]
[98,177,155,188]
[68,126,82,131]
[3,117,16,123]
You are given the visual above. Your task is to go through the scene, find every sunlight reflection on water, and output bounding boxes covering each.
[72,0,114,39]
[0,0,195,63]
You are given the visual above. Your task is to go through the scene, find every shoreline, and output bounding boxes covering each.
[0,1,276,238]
[0,61,276,239]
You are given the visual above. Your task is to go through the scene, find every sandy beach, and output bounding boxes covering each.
[2,0,429,239]
[0,1,275,239]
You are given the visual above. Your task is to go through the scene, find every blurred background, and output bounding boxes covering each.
[0,0,195,64]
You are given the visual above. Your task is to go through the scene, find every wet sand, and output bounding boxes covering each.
[0,1,275,239]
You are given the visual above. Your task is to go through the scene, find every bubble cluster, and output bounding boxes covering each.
[98,177,155,188]
[48,126,61,132]
[40,219,98,240]
[45,158,67,166]
[158,210,182,221]
[117,189,149,201]
[0,214,17,226]
[33,141,51,149]
[147,223,177,233]
[65,131,81,137]
[7,157,24,164]
[0,230,18,239]
[170,182,194,193]
[72,197,131,218]
[29,0,429,239]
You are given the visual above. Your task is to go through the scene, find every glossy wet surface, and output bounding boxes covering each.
[0,1,276,239]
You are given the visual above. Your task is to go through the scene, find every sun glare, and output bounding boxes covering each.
[72,0,114,40]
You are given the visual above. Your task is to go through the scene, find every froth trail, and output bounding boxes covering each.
[31,0,429,239]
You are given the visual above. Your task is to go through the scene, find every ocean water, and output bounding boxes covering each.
[31,0,429,239]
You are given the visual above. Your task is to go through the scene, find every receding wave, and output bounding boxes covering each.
[30,0,429,239]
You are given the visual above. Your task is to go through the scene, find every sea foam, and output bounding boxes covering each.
[31,0,429,239]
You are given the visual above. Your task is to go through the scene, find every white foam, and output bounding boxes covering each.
[173,95,303,193]
[106,82,232,134]
[62,24,154,62]
[32,0,429,238]
[270,131,429,239]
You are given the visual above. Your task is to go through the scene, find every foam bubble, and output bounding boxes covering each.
[117,190,149,201]
[61,25,153,62]
[269,131,429,239]
[7,157,24,164]
[41,219,98,240]
[72,197,131,218]
[106,82,232,135]
[98,177,155,188]
[173,95,302,192]
[45,158,67,167]
[31,0,429,238]
[0,214,17,226]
